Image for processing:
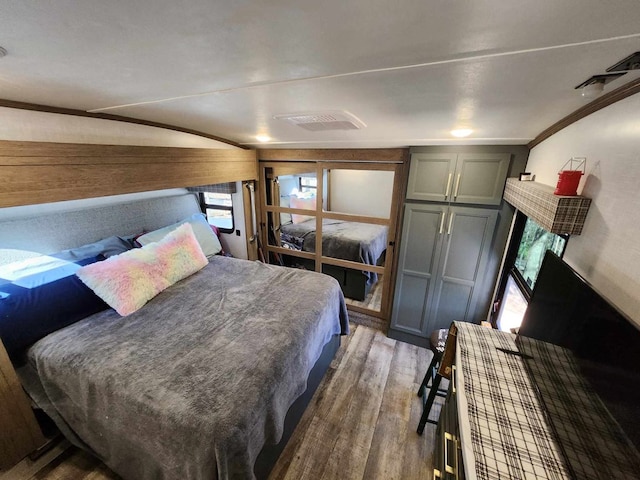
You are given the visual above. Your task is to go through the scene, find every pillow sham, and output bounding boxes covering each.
[55,235,134,260]
[77,223,208,316]
[0,254,107,359]
[137,213,222,257]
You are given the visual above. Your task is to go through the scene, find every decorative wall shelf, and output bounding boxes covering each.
[503,178,591,235]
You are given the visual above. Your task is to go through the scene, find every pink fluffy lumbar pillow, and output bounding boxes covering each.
[77,223,208,316]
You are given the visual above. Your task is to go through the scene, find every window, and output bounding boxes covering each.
[493,214,568,332]
[200,192,234,233]
[496,276,529,332]
[513,217,567,293]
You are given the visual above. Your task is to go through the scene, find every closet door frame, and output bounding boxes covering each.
[257,149,409,321]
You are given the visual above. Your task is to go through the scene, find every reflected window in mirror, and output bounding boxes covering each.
[299,176,317,194]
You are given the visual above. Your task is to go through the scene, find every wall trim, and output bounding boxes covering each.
[0,98,246,149]
[528,77,640,149]
[258,148,408,163]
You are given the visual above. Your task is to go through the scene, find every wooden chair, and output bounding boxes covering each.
[417,325,457,435]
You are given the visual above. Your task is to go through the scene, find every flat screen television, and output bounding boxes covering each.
[518,251,640,451]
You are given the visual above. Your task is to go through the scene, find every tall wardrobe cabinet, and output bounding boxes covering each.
[389,149,511,347]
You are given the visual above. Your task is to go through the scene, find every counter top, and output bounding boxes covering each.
[453,322,640,480]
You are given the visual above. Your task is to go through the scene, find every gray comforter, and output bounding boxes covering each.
[280,219,387,281]
[22,257,348,480]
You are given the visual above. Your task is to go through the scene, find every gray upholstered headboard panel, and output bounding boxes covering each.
[0,194,202,255]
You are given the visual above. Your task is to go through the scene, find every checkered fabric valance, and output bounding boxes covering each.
[187,182,237,194]
[503,178,591,235]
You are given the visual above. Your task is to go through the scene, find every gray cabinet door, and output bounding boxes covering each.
[425,206,498,333]
[406,153,457,202]
[390,203,447,335]
[452,153,510,205]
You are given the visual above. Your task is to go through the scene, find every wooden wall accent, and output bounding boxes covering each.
[0,140,258,208]
[0,339,46,469]
[258,148,406,163]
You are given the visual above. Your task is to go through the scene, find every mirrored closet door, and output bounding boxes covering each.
[259,155,406,320]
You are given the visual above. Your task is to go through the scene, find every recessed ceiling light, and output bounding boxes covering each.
[451,128,473,138]
[255,134,271,143]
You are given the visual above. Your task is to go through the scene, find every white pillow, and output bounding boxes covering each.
[137,213,222,257]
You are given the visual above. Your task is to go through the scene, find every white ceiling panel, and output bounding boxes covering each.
[0,0,639,146]
[104,37,640,147]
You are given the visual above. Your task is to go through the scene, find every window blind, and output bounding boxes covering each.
[187,182,237,194]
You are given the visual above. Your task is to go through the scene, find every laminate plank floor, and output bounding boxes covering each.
[2,324,441,480]
[344,276,384,312]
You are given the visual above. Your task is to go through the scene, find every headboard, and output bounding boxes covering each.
[0,193,202,256]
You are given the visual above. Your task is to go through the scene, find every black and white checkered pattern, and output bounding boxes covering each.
[503,178,591,235]
[455,322,570,480]
[454,322,640,480]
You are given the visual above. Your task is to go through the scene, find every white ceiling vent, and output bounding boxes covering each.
[273,111,366,132]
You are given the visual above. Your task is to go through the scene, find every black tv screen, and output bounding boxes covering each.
[519,251,640,450]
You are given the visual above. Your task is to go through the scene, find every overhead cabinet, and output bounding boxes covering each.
[407,152,510,205]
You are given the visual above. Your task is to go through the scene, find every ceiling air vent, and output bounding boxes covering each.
[273,111,366,132]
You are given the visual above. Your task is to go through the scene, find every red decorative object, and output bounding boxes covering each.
[554,158,586,196]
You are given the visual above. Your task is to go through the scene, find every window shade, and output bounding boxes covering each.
[187,182,237,194]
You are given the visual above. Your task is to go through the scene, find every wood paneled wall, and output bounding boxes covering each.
[0,140,258,208]
[258,148,406,163]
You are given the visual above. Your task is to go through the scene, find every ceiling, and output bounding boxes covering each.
[1,0,639,148]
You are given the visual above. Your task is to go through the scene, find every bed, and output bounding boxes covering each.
[280,218,388,300]
[0,193,349,480]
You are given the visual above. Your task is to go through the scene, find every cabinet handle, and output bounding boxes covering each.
[444,432,457,475]
[444,173,453,199]
[447,211,454,235]
[455,438,461,480]
[439,212,446,235]
[451,365,456,394]
[454,173,461,199]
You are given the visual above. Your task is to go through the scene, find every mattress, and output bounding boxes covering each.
[280,219,387,282]
[20,256,349,480]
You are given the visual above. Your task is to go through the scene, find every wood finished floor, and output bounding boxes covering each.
[343,276,384,312]
[3,323,441,480]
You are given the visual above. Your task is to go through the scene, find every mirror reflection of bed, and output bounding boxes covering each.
[265,167,395,314]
